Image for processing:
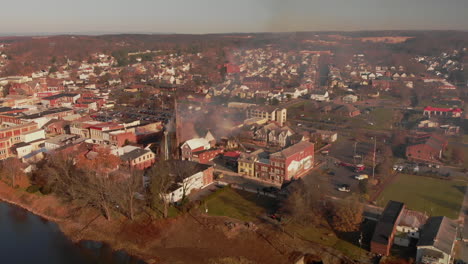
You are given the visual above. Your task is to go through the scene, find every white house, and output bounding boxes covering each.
[164,161,213,203]
[416,216,457,264]
[21,129,46,143]
[394,209,428,247]
[342,94,358,104]
[45,134,82,151]
[310,90,329,102]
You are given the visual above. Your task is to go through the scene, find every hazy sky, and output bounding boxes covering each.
[1,0,467,34]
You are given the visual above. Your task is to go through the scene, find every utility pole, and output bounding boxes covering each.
[353,141,358,164]
[372,136,377,180]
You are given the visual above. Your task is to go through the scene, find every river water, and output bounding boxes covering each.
[0,202,146,264]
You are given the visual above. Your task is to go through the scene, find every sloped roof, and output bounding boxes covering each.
[184,138,210,150]
[205,130,215,142]
[417,216,457,255]
[398,209,428,229]
[120,148,152,161]
[271,141,314,159]
[372,201,404,245]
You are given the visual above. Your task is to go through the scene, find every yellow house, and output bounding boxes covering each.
[238,149,265,178]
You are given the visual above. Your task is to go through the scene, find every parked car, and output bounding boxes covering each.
[338,184,351,192]
[397,165,404,172]
[393,165,398,171]
[268,213,282,222]
[354,174,369,180]
[354,164,365,172]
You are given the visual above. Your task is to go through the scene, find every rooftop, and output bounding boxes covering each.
[417,216,457,255]
[271,141,314,159]
[371,201,405,245]
[120,148,152,161]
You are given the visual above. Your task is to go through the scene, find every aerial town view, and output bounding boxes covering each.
[0,1,467,264]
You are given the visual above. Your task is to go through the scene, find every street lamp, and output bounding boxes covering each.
[371,137,376,180]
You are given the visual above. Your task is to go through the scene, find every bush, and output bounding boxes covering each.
[40,185,53,195]
[26,185,40,193]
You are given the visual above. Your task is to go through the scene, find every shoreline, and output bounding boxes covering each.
[0,184,157,264]
[0,183,356,264]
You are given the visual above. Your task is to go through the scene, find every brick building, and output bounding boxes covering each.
[255,141,314,185]
[242,76,273,90]
[405,134,447,164]
[371,201,405,256]
[192,148,224,164]
[0,122,38,159]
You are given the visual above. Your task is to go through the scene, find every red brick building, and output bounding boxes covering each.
[405,134,447,164]
[0,122,38,160]
[41,93,80,108]
[255,141,314,184]
[242,76,273,90]
[371,201,405,256]
[109,130,138,147]
[192,148,224,164]
[120,148,156,170]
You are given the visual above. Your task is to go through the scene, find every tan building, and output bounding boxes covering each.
[246,106,287,126]
[238,149,265,177]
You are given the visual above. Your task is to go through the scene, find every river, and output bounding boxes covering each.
[0,202,146,264]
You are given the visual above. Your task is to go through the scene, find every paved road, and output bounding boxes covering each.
[456,187,468,263]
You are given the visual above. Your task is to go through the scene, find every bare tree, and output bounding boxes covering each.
[331,197,363,232]
[172,161,199,202]
[148,161,174,218]
[0,158,25,188]
[281,173,329,225]
[44,152,115,221]
[451,147,465,165]
[110,168,143,220]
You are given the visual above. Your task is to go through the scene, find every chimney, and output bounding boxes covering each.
[164,130,169,160]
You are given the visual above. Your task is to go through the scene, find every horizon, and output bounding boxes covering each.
[0,29,467,38]
[0,0,467,34]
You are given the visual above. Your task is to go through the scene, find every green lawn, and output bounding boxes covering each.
[350,107,397,131]
[376,174,465,219]
[203,187,368,260]
[203,188,277,222]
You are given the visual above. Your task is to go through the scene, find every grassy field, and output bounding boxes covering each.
[202,187,368,260]
[376,174,465,219]
[350,107,397,131]
[203,188,277,222]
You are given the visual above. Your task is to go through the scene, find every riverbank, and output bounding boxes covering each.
[0,181,158,263]
[0,182,357,264]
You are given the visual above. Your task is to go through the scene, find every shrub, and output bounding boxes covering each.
[40,185,52,195]
[26,185,40,193]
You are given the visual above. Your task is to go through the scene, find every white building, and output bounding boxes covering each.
[310,90,330,102]
[416,216,457,264]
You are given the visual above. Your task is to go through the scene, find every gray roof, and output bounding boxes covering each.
[271,141,314,159]
[120,148,152,161]
[371,201,405,245]
[417,216,457,255]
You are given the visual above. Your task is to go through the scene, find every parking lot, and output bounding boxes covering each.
[315,154,372,198]
[92,107,173,123]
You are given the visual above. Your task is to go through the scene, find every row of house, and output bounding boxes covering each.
[371,200,457,264]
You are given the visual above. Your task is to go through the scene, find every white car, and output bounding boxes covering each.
[397,165,404,172]
[354,174,369,180]
[393,165,398,171]
[338,184,351,192]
